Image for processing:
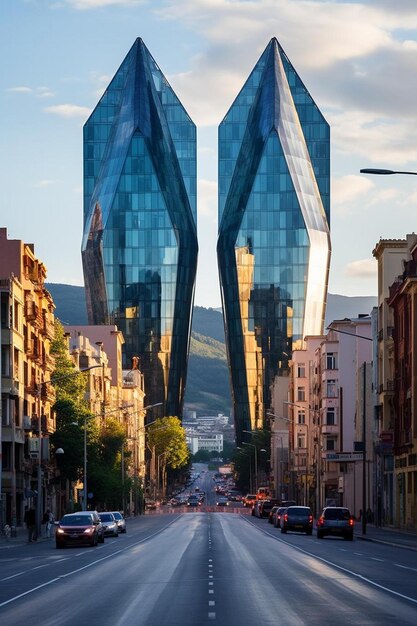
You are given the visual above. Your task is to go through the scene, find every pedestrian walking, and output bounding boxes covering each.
[24,506,36,543]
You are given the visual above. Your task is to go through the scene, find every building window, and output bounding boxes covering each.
[297,387,305,402]
[325,438,336,451]
[326,380,337,398]
[326,407,336,425]
[326,353,337,370]
[298,410,306,425]
[297,435,306,449]
[297,363,306,378]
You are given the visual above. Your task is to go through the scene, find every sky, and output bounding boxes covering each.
[2,0,417,309]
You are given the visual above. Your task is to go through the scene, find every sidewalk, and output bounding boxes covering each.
[356,524,417,551]
[0,527,53,549]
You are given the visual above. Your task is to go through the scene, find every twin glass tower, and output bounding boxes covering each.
[82,38,331,428]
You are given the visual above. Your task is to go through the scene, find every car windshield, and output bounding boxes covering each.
[112,512,122,520]
[325,509,351,520]
[61,515,92,526]
[99,514,113,522]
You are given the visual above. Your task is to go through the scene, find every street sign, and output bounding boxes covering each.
[325,452,363,462]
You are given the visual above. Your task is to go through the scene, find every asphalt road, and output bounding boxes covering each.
[1,474,416,625]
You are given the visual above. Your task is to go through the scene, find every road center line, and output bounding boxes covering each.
[0,571,25,582]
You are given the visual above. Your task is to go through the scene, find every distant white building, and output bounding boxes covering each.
[187,433,223,455]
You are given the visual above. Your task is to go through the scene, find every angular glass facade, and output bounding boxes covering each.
[82,39,198,417]
[217,38,331,441]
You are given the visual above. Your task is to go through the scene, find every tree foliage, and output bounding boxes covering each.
[147,416,189,470]
[50,320,87,404]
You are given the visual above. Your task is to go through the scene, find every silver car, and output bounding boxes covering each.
[110,511,126,533]
[98,512,119,537]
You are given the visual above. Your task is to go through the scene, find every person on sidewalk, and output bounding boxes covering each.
[24,506,36,543]
[45,510,54,538]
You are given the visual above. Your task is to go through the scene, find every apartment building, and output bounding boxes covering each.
[0,228,55,526]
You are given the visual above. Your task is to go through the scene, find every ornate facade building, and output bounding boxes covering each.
[0,228,55,527]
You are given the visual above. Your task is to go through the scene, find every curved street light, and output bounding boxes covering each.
[360,168,417,175]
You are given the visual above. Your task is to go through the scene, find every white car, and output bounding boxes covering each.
[98,512,119,537]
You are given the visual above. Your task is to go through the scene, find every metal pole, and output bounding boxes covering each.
[36,386,42,539]
[121,444,125,514]
[254,446,258,493]
[362,362,367,535]
[84,416,87,510]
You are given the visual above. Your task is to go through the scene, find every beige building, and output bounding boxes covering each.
[64,325,146,511]
[0,228,55,527]
[373,236,417,526]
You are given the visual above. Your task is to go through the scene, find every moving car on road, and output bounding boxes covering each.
[216,496,230,506]
[110,511,126,533]
[187,495,202,507]
[98,512,119,537]
[56,513,104,548]
[317,507,354,540]
[280,506,313,535]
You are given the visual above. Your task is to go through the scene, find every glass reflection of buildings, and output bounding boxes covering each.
[82,39,198,417]
[217,38,331,442]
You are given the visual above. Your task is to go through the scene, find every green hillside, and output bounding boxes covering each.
[46,283,376,416]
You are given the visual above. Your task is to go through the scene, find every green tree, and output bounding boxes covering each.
[50,320,87,404]
[147,416,189,470]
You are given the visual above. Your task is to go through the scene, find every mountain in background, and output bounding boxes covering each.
[46,284,376,415]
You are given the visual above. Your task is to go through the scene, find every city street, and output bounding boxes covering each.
[1,498,417,624]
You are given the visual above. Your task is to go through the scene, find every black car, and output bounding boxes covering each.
[317,507,354,540]
[187,495,202,507]
[259,499,281,519]
[281,506,313,535]
[56,513,104,548]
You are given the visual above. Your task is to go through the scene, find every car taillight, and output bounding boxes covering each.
[318,516,324,526]
[309,515,313,523]
[284,513,288,522]
[349,518,354,526]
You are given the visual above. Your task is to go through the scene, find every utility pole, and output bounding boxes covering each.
[362,362,367,535]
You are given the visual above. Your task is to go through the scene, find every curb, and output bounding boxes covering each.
[356,535,417,552]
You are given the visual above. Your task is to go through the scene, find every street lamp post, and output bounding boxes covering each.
[360,168,417,176]
[242,432,267,494]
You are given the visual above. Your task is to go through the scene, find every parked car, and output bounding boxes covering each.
[268,506,279,524]
[98,512,119,537]
[273,506,287,528]
[110,511,126,533]
[280,506,313,535]
[259,499,281,519]
[145,500,157,510]
[55,513,104,548]
[317,507,354,540]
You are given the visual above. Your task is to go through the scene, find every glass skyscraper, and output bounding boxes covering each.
[217,38,331,441]
[82,39,198,417]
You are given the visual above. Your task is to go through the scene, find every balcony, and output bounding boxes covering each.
[321,424,339,436]
[40,383,56,404]
[43,353,56,372]
[378,380,394,394]
[24,300,39,322]
[40,317,55,340]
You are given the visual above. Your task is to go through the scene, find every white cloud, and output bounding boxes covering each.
[345,258,377,279]
[332,175,374,210]
[6,86,32,93]
[36,86,55,98]
[63,0,145,9]
[44,103,91,118]
[368,188,401,206]
[35,180,57,188]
